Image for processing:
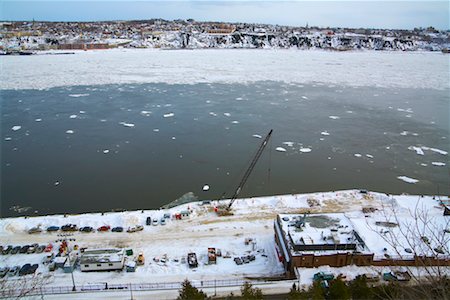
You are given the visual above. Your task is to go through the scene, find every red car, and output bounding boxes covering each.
[97,225,111,232]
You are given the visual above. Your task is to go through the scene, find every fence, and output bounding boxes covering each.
[1,278,275,298]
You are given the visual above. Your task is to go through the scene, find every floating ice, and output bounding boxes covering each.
[141,111,152,116]
[408,146,424,156]
[54,181,60,186]
[12,126,21,131]
[397,176,419,184]
[252,134,262,139]
[300,147,312,153]
[4,137,12,141]
[69,94,89,97]
[79,111,86,114]
[103,150,110,154]
[432,162,446,166]
[321,131,330,136]
[329,116,340,120]
[163,112,174,118]
[422,147,448,155]
[120,122,135,128]
[202,185,210,191]
[276,147,287,152]
[35,118,42,122]
[354,154,362,157]
[66,130,74,134]
[301,96,308,100]
[366,154,374,158]
[171,137,176,140]
[153,129,160,132]
[69,115,78,119]
[283,142,295,147]
[235,97,243,101]
[231,121,239,124]
[223,113,231,117]
[209,112,217,117]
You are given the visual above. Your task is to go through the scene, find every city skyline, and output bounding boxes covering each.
[1,1,449,30]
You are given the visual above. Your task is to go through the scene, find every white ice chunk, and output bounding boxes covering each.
[223,113,231,117]
[69,94,89,97]
[397,176,419,184]
[354,154,362,157]
[283,142,295,147]
[35,118,42,122]
[422,147,448,155]
[69,114,78,119]
[300,147,312,153]
[163,112,174,118]
[120,122,135,128]
[65,130,74,134]
[301,96,308,100]
[321,131,330,136]
[12,126,21,131]
[276,147,287,152]
[252,134,262,139]
[103,150,110,154]
[329,116,340,120]
[432,162,446,166]
[202,185,210,191]
[231,121,239,124]
[408,146,424,155]
[141,111,152,116]
[366,154,374,158]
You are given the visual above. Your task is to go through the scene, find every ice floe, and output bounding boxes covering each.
[4,137,12,141]
[408,146,424,155]
[223,113,231,117]
[422,146,448,155]
[153,129,160,132]
[209,112,217,117]
[119,122,135,128]
[163,112,175,118]
[69,114,78,119]
[321,131,330,136]
[35,118,42,122]
[397,176,419,184]
[276,147,287,152]
[354,154,362,157]
[231,121,239,124]
[141,111,152,116]
[282,142,295,147]
[103,150,110,154]
[68,94,89,97]
[12,126,21,131]
[65,130,74,134]
[329,116,340,120]
[202,184,210,191]
[252,134,262,139]
[365,154,374,158]
[301,96,308,100]
[432,162,446,166]
[300,147,312,153]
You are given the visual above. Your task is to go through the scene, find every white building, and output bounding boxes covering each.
[80,248,125,272]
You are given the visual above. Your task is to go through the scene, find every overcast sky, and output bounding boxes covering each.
[1,1,449,30]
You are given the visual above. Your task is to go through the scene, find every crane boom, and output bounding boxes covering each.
[227,129,273,209]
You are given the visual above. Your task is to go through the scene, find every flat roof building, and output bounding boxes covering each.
[80,248,125,272]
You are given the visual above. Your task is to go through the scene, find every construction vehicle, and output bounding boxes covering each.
[216,129,273,216]
[208,248,216,264]
[137,252,145,265]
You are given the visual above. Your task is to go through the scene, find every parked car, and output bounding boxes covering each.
[19,245,30,254]
[29,264,39,274]
[146,217,152,225]
[97,225,111,232]
[160,218,166,225]
[61,224,78,231]
[19,264,31,276]
[0,267,9,278]
[163,213,171,219]
[234,257,243,265]
[80,226,94,233]
[44,244,53,252]
[46,226,60,232]
[152,219,158,226]
[112,226,123,232]
[11,246,21,254]
[2,245,13,255]
[28,227,42,234]
[127,225,144,233]
[36,245,46,253]
[8,266,20,277]
[27,243,39,254]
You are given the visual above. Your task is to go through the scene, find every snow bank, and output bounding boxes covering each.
[1,49,448,90]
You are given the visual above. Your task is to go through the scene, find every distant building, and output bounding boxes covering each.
[80,248,125,272]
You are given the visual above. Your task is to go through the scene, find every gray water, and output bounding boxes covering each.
[1,82,449,217]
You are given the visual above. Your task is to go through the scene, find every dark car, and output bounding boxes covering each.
[11,246,21,254]
[146,217,152,225]
[111,226,123,232]
[29,264,39,274]
[19,245,30,254]
[0,267,9,278]
[80,226,94,233]
[8,266,20,277]
[234,257,243,265]
[61,224,78,231]
[36,245,46,253]
[19,264,31,276]
[46,226,60,232]
[2,245,13,255]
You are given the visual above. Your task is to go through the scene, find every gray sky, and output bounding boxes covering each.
[1,1,449,30]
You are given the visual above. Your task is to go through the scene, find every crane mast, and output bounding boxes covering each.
[227,129,273,209]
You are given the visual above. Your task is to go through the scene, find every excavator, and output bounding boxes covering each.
[215,129,273,216]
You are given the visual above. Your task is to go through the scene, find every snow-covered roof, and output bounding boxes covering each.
[80,248,124,264]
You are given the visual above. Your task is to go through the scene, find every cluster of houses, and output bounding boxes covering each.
[0,19,449,52]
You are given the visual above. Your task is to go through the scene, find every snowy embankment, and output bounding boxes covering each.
[1,49,448,90]
[1,189,448,296]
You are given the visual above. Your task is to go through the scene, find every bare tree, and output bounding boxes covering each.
[367,196,450,300]
[0,273,51,299]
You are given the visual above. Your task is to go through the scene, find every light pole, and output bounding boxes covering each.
[63,237,76,291]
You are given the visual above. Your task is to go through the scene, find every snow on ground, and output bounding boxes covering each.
[0,190,448,298]
[1,49,448,90]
